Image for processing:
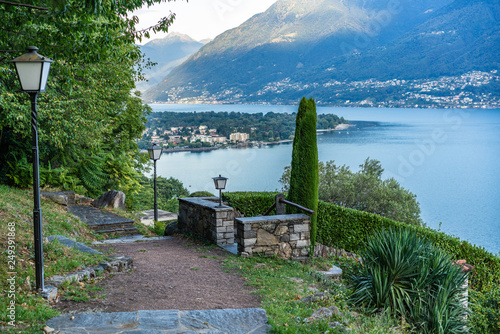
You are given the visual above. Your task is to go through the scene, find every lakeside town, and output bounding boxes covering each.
[160,70,500,109]
[141,123,353,152]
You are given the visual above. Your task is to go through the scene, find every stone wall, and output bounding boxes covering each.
[178,197,235,245]
[235,214,310,261]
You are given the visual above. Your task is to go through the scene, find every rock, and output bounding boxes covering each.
[289,277,304,283]
[22,276,31,292]
[41,192,68,206]
[306,306,340,322]
[255,229,279,246]
[43,325,55,333]
[91,190,126,210]
[164,221,179,236]
[274,225,288,235]
[76,194,93,204]
[48,235,102,255]
[300,292,330,304]
[276,242,292,259]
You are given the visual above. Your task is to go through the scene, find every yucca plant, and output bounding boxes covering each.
[350,228,468,333]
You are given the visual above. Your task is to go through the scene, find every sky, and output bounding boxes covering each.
[133,0,277,43]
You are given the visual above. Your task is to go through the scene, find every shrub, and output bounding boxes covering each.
[189,191,215,197]
[469,285,500,333]
[350,228,468,333]
[222,191,277,217]
[316,200,500,292]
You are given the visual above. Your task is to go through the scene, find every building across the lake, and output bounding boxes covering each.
[230,132,249,143]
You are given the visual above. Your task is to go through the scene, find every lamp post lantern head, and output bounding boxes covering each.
[10,46,53,93]
[213,175,228,190]
[148,143,162,161]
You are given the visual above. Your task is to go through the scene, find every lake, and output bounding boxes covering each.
[148,104,500,254]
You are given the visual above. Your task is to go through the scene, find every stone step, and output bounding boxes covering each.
[68,205,138,236]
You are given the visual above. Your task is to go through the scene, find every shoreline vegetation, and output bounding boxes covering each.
[143,123,355,154]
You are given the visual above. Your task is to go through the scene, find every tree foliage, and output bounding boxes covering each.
[0,0,176,201]
[280,158,422,226]
[131,175,189,213]
[287,97,319,251]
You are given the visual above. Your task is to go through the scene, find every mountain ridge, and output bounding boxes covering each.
[144,0,499,106]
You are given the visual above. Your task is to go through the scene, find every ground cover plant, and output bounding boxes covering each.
[224,254,404,333]
[0,185,110,333]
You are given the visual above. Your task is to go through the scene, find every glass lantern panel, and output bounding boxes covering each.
[39,62,52,92]
[15,62,42,91]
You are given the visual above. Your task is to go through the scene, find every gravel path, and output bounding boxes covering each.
[53,236,261,313]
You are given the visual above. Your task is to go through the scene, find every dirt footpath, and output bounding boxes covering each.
[53,236,261,313]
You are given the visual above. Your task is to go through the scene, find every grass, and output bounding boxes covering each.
[58,279,106,302]
[224,255,405,333]
[0,185,109,333]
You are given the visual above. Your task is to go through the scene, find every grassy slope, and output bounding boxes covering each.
[0,185,111,333]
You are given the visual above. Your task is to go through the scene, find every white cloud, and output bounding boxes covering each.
[133,0,277,43]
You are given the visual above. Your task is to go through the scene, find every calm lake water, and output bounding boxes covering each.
[148,104,500,254]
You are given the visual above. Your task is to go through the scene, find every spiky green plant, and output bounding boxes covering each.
[350,228,468,333]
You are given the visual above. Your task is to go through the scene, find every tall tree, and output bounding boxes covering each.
[287,97,319,251]
[0,0,176,199]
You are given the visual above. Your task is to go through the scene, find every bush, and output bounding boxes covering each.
[189,191,215,197]
[469,285,500,333]
[316,200,500,292]
[223,192,277,217]
[350,228,468,333]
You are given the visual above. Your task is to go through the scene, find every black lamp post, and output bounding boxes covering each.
[212,175,228,208]
[10,46,52,293]
[148,143,162,222]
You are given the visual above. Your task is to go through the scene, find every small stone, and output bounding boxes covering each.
[289,277,304,283]
[300,292,330,304]
[274,225,288,235]
[276,242,292,259]
[43,325,54,333]
[22,276,31,292]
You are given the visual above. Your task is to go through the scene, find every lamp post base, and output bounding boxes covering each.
[40,285,58,301]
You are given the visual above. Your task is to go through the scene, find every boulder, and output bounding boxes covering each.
[164,221,179,236]
[91,190,126,210]
[40,191,76,206]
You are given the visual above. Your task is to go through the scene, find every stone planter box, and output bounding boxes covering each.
[178,197,235,245]
[235,214,311,261]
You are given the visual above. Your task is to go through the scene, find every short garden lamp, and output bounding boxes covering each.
[11,46,52,294]
[212,175,228,208]
[148,143,162,222]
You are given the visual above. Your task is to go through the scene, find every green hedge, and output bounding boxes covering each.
[224,191,500,292]
[223,192,277,217]
[317,201,500,292]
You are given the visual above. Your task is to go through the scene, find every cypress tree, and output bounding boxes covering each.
[287,97,319,252]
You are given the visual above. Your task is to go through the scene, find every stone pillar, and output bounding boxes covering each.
[178,197,235,245]
[275,194,286,215]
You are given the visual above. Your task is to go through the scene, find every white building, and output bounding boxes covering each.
[230,132,249,142]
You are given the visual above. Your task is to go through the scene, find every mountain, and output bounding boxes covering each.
[136,33,207,92]
[144,0,500,105]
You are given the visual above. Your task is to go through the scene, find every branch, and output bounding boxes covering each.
[0,0,49,10]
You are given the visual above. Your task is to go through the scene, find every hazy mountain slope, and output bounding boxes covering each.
[145,0,498,103]
[137,33,205,92]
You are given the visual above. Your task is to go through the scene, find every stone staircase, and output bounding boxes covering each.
[68,205,138,235]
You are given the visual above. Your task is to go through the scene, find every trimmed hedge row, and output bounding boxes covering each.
[224,192,500,292]
[316,201,500,291]
[223,192,277,217]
